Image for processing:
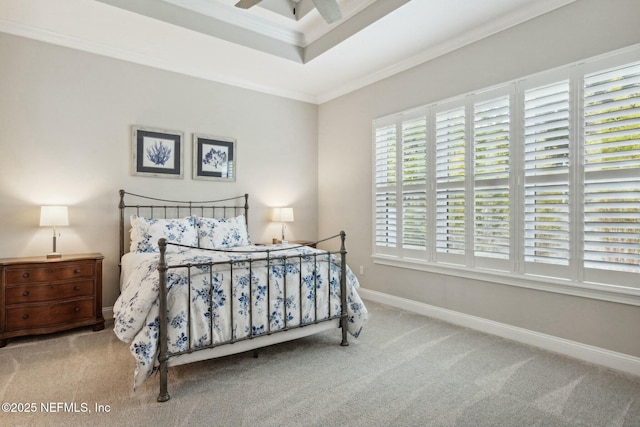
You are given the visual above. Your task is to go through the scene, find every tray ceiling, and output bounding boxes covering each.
[0,0,575,103]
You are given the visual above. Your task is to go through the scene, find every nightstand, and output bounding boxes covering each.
[290,240,317,248]
[0,253,104,348]
[257,240,317,248]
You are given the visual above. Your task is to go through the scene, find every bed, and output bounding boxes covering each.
[113,190,368,402]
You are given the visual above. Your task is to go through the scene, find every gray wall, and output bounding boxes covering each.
[0,33,319,310]
[317,0,640,357]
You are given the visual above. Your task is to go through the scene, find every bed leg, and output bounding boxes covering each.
[158,357,170,402]
[339,231,349,347]
[157,238,171,402]
[253,349,259,358]
[340,317,349,347]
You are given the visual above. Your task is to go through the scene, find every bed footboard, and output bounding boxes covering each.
[157,238,170,402]
[156,233,350,402]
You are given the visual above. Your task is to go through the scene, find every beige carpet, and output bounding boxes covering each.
[1,301,640,426]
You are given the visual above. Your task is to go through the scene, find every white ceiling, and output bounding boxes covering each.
[0,0,575,104]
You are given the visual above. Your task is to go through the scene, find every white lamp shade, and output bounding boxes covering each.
[272,207,294,222]
[40,206,69,227]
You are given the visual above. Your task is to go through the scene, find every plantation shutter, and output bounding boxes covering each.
[401,115,428,251]
[375,122,398,250]
[473,95,511,262]
[435,106,466,259]
[523,80,571,272]
[372,47,640,292]
[583,61,640,274]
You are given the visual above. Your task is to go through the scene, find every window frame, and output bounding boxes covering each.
[371,44,640,306]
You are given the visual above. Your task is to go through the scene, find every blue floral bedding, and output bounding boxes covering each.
[113,244,368,389]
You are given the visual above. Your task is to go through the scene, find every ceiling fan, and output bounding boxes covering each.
[235,0,343,24]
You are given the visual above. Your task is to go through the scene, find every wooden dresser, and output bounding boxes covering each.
[0,253,104,347]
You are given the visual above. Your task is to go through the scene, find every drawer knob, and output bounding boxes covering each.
[74,286,81,291]
[74,307,81,312]
[22,273,30,279]
[22,314,29,320]
[74,269,81,274]
[22,291,30,297]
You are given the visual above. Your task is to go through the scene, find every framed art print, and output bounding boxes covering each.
[132,126,183,178]
[193,134,236,182]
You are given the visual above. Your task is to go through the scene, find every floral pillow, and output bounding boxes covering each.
[129,215,198,253]
[197,215,251,249]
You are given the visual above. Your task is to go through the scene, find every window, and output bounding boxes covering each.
[374,121,398,250]
[522,79,571,277]
[401,115,428,252]
[473,94,511,265]
[436,105,466,260]
[583,60,640,283]
[373,46,640,296]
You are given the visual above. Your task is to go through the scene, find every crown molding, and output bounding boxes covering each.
[0,18,319,104]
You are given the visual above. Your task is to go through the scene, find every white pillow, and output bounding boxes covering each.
[129,215,198,253]
[197,215,251,249]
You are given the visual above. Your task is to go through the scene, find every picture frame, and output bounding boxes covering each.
[132,126,183,178]
[193,134,236,182]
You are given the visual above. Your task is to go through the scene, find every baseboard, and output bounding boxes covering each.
[102,306,114,321]
[358,287,640,377]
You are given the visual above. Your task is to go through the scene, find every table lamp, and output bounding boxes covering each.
[40,206,69,258]
[272,207,294,243]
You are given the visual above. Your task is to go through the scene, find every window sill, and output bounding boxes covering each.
[371,254,640,306]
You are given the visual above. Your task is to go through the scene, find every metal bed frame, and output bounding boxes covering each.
[118,190,349,402]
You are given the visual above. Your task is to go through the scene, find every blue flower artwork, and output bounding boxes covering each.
[203,147,227,169]
[194,136,235,181]
[146,141,172,166]
[142,137,174,169]
[201,144,229,175]
[133,127,182,177]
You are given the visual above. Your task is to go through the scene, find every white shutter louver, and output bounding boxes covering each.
[523,81,571,266]
[375,123,398,248]
[473,95,510,260]
[402,117,427,250]
[436,107,466,255]
[583,61,640,273]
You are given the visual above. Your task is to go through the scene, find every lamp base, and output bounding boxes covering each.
[47,253,62,259]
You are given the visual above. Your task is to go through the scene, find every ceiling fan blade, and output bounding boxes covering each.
[311,0,342,24]
[235,0,263,9]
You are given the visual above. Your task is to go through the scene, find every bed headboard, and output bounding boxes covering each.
[118,189,249,259]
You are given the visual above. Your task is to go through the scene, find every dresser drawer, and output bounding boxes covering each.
[5,298,94,331]
[5,280,94,305]
[6,263,95,284]
[0,253,104,347]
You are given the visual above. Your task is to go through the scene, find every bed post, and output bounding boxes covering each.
[339,231,349,347]
[119,189,125,261]
[157,238,170,402]
[243,194,249,226]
